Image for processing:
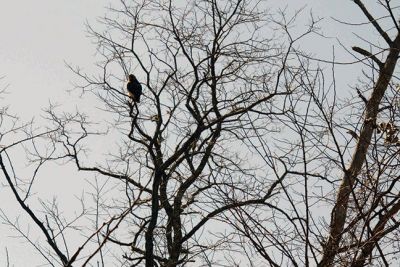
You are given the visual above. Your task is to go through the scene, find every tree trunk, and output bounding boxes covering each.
[319,34,400,267]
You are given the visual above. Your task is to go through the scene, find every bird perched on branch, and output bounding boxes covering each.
[127,74,142,103]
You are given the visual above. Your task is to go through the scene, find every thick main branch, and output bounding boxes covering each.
[319,34,400,267]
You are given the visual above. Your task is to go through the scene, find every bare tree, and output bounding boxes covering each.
[319,1,400,265]
[1,0,313,266]
[227,1,400,266]
[3,0,400,267]
[62,1,316,266]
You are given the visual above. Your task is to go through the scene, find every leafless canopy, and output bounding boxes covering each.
[2,0,400,267]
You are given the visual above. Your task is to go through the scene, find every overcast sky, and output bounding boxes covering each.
[0,1,392,266]
[0,0,109,117]
[0,0,382,117]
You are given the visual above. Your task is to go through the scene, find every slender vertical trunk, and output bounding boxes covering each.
[164,207,183,267]
[145,171,162,267]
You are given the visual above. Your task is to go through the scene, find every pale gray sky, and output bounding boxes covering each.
[0,0,109,117]
[0,0,394,266]
[0,0,387,116]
